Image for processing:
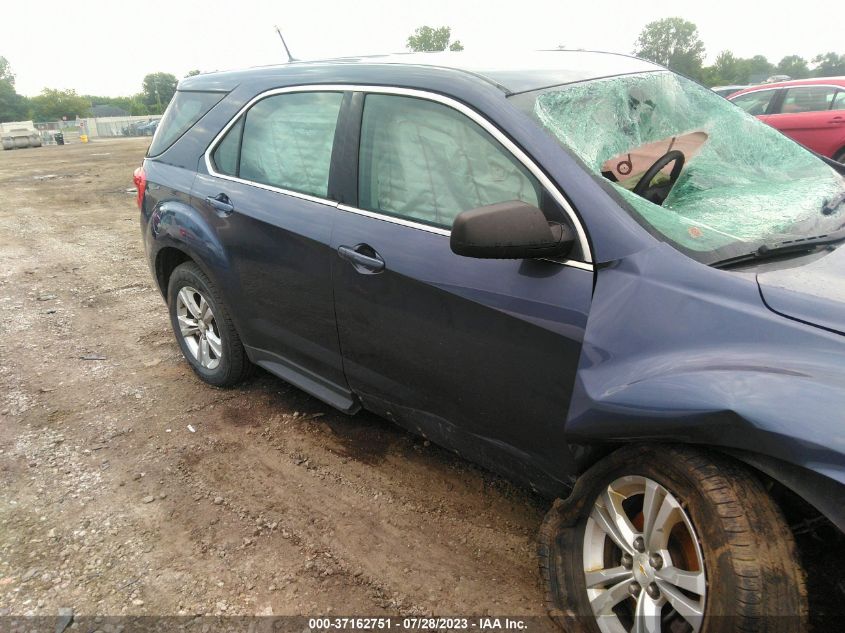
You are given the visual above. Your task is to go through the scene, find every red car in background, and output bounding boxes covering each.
[729,77,845,162]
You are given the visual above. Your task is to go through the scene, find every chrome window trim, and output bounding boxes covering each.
[730,84,845,106]
[337,203,593,271]
[728,87,782,103]
[337,203,451,236]
[203,83,593,264]
[766,84,844,115]
[729,86,783,97]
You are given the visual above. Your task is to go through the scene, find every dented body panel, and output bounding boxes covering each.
[138,53,845,536]
[568,244,845,529]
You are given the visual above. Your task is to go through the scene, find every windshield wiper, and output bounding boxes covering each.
[714,228,845,269]
[822,191,845,215]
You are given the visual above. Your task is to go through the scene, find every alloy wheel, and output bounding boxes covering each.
[175,286,222,370]
[583,475,707,633]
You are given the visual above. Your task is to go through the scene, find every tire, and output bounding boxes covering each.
[538,445,807,633]
[167,261,252,387]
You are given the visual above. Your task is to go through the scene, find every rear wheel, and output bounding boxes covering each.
[539,445,807,633]
[167,261,252,387]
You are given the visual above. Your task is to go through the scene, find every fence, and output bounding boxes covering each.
[33,120,85,145]
[31,115,163,144]
[83,114,163,138]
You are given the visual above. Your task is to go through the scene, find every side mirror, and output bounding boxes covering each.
[450,201,575,259]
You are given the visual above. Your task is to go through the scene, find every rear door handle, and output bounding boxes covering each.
[206,193,234,215]
[337,244,385,274]
[830,116,845,124]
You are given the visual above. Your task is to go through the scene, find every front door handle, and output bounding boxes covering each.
[829,116,845,125]
[206,193,234,215]
[337,244,385,274]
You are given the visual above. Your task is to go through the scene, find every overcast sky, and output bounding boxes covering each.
[3,0,840,97]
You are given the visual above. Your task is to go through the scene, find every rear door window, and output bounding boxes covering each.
[731,89,777,115]
[237,92,343,198]
[779,86,837,114]
[357,94,540,228]
[148,91,224,156]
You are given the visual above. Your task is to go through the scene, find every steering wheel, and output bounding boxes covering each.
[632,150,686,204]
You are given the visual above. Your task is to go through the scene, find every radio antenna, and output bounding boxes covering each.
[274,25,296,62]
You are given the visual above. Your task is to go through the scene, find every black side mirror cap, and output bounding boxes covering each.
[450,201,575,259]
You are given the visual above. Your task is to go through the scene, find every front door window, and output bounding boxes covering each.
[357,94,541,228]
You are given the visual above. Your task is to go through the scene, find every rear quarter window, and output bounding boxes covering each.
[147,91,224,157]
[730,89,777,115]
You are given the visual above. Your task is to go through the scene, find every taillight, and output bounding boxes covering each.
[133,166,146,209]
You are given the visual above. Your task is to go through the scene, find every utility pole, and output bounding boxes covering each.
[154,76,162,113]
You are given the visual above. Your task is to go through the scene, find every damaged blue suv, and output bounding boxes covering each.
[137,51,845,633]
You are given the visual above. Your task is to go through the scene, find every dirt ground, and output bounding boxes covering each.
[3,139,844,630]
[0,138,552,619]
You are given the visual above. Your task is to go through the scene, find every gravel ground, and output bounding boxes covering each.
[0,139,551,619]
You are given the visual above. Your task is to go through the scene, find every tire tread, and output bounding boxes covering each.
[538,445,808,633]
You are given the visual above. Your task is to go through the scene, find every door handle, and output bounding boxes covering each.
[337,244,385,273]
[206,193,234,215]
[830,116,845,124]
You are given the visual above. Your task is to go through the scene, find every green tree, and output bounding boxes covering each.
[80,94,150,117]
[84,95,130,113]
[185,69,201,78]
[128,98,150,116]
[812,52,845,77]
[706,50,743,85]
[0,56,30,122]
[406,26,463,52]
[776,55,810,79]
[0,81,29,122]
[738,55,774,83]
[0,56,15,86]
[141,72,178,114]
[29,88,92,122]
[634,17,705,80]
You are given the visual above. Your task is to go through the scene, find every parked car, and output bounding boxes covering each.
[136,119,159,136]
[136,51,845,632]
[711,84,750,98]
[729,77,845,161]
[121,121,144,136]
[765,74,792,84]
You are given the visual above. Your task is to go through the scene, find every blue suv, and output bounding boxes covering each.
[137,51,845,632]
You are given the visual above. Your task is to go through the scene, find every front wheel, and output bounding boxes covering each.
[539,445,807,633]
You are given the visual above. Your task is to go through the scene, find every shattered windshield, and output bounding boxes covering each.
[514,71,845,263]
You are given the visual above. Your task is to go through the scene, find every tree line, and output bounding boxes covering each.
[0,60,200,124]
[405,23,844,87]
[408,23,844,88]
[3,21,842,124]
[634,17,844,85]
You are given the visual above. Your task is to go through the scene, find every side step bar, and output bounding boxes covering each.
[245,345,361,414]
